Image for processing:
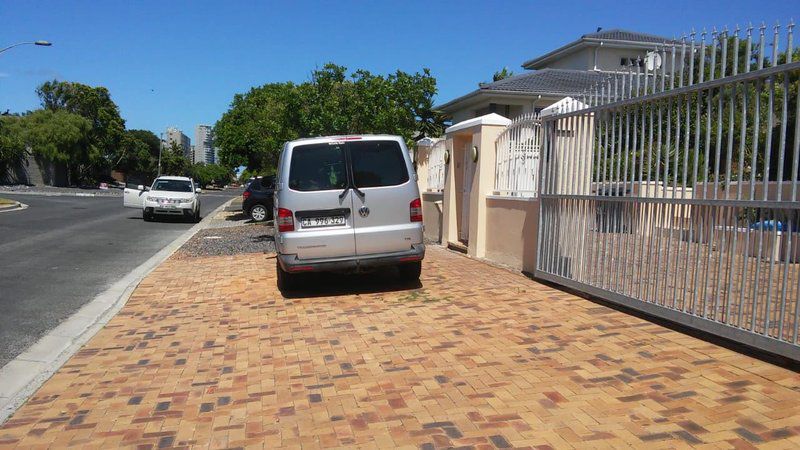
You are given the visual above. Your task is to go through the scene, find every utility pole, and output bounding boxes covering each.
[158,132,163,176]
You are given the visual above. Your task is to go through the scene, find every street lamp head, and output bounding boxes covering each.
[34,41,52,46]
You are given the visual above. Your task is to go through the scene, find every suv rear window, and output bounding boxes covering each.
[350,140,409,188]
[289,143,347,191]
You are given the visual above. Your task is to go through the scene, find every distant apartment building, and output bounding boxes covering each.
[194,125,214,164]
[163,127,191,159]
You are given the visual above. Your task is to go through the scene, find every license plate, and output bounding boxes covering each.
[300,216,345,228]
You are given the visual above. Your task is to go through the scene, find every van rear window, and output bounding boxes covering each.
[289,143,347,191]
[350,141,409,188]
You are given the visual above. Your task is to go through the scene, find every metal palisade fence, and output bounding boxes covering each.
[495,112,542,197]
[536,21,800,360]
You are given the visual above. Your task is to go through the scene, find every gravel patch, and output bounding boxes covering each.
[176,224,275,258]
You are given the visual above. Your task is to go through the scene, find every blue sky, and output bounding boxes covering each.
[1,0,797,138]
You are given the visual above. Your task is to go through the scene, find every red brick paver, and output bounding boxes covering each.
[1,247,799,449]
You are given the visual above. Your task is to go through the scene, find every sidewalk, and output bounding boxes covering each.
[1,241,798,448]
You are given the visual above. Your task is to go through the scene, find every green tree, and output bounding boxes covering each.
[214,63,446,172]
[17,110,93,181]
[190,163,232,187]
[492,67,514,82]
[0,115,26,170]
[36,80,126,181]
[214,83,300,170]
[116,129,161,179]
[159,142,191,176]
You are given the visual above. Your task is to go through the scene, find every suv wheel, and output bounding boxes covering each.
[250,204,268,222]
[193,208,201,223]
[398,261,422,282]
[276,263,297,292]
[143,210,153,222]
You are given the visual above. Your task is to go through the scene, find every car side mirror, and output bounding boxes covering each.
[195,188,202,194]
[137,185,145,191]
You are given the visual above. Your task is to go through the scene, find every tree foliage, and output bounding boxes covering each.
[493,67,514,82]
[117,129,161,178]
[215,63,446,171]
[595,44,798,191]
[0,115,26,169]
[189,163,232,187]
[160,142,192,177]
[36,80,126,182]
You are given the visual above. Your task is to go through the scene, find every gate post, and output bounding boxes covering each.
[441,113,511,257]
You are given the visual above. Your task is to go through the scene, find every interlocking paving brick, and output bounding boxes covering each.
[1,246,799,448]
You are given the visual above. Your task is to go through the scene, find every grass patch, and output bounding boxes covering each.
[395,289,451,304]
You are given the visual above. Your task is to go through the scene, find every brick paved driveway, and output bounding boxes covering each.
[1,247,799,449]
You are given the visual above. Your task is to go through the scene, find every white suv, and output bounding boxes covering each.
[123,176,202,222]
[273,135,424,291]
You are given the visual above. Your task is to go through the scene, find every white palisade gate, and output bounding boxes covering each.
[494,113,541,197]
[536,21,800,361]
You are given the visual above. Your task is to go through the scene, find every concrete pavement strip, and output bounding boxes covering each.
[0,197,235,424]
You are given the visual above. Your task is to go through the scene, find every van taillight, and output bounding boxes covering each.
[410,198,422,222]
[277,208,294,232]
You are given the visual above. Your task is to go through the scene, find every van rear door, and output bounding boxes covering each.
[280,141,357,260]
[348,138,423,256]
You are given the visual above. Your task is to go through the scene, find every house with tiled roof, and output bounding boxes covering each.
[437,29,676,123]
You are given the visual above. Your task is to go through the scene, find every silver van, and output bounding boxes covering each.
[273,135,424,290]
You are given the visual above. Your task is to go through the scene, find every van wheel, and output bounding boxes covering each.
[398,261,421,282]
[143,210,153,222]
[276,264,296,292]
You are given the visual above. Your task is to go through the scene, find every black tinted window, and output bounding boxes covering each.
[289,143,347,191]
[350,141,409,188]
[152,179,193,192]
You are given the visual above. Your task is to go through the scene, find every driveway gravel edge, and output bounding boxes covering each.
[0,198,234,424]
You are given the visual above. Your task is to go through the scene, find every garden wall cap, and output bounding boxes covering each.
[445,113,512,134]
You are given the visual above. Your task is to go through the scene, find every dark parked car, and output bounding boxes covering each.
[242,176,275,222]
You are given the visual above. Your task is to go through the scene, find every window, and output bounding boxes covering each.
[289,143,347,191]
[350,140,409,188]
[152,179,193,192]
[620,57,643,67]
[250,176,275,191]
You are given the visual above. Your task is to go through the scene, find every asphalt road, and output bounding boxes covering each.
[0,190,238,368]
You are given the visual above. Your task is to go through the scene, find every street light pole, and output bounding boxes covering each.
[158,132,163,176]
[0,41,52,55]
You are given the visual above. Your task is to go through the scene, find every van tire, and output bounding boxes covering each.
[143,210,153,222]
[398,261,421,282]
[276,264,296,292]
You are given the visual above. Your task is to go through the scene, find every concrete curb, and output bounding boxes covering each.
[0,198,235,425]
[0,191,121,198]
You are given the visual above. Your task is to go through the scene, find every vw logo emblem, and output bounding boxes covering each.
[359,206,370,217]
